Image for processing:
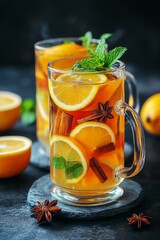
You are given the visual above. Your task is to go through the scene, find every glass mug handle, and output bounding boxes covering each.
[125,71,140,113]
[115,100,145,179]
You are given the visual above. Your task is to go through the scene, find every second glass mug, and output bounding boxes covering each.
[47,57,145,206]
[35,38,99,155]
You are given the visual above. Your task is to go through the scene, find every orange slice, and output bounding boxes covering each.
[0,136,32,178]
[0,91,22,131]
[49,73,107,111]
[70,121,115,153]
[37,88,49,122]
[50,135,88,184]
[97,152,120,169]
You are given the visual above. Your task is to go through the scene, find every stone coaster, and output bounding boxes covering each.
[27,174,143,220]
[30,141,50,170]
[30,141,133,171]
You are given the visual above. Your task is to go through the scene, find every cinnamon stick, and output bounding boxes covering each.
[53,109,73,136]
[89,157,108,183]
[94,142,115,155]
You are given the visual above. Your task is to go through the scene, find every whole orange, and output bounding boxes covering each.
[140,93,160,135]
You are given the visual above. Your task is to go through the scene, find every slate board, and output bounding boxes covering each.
[27,174,143,220]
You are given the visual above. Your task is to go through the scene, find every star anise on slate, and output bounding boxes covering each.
[127,213,151,228]
[31,199,61,223]
[78,100,114,124]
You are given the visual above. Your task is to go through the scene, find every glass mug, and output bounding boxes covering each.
[48,57,145,206]
[35,38,100,154]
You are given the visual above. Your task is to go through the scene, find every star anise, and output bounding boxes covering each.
[78,100,114,124]
[127,213,151,228]
[31,199,61,223]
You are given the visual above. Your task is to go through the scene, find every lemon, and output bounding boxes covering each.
[49,73,107,111]
[50,135,88,183]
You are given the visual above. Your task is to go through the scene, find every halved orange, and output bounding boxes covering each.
[50,135,88,184]
[0,136,32,178]
[0,91,22,131]
[49,73,107,111]
[70,121,115,153]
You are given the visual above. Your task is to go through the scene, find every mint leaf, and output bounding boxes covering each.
[72,39,127,72]
[52,156,66,169]
[72,56,102,71]
[21,112,36,126]
[104,47,127,69]
[80,31,92,49]
[22,98,35,112]
[65,162,83,179]
[95,38,106,61]
[100,33,112,40]
[21,98,36,125]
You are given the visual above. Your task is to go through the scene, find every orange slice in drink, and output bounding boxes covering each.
[97,152,120,169]
[0,136,32,178]
[49,73,107,111]
[50,135,88,184]
[37,43,88,77]
[0,91,22,131]
[70,121,115,153]
[37,88,49,122]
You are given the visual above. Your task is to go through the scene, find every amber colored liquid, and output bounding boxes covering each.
[49,73,125,193]
[35,43,88,149]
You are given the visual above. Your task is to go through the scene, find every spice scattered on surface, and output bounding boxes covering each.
[127,213,151,228]
[31,199,61,223]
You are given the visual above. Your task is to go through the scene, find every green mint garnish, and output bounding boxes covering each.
[80,31,112,49]
[52,156,83,179]
[21,98,36,125]
[65,162,83,179]
[72,39,127,71]
[52,156,66,169]
[80,31,93,49]
[100,33,112,40]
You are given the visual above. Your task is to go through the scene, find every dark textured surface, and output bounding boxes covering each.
[0,67,160,239]
[27,175,143,219]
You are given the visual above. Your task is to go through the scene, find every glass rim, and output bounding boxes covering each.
[34,37,100,50]
[47,56,125,74]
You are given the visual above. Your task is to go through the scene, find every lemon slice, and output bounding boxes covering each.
[50,135,88,184]
[70,121,115,153]
[0,136,32,178]
[0,91,22,131]
[49,73,107,111]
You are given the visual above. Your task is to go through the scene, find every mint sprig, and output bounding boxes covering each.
[52,156,66,169]
[65,162,83,179]
[80,31,112,49]
[72,39,127,71]
[21,98,36,126]
[52,156,83,179]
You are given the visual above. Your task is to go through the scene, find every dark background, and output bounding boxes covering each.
[0,0,160,71]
